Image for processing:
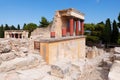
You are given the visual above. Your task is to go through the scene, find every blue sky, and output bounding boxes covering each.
[0,0,120,27]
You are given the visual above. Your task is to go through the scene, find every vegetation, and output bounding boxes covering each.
[111,20,119,43]
[17,24,20,30]
[0,16,50,38]
[23,23,38,37]
[85,13,120,47]
[39,17,50,27]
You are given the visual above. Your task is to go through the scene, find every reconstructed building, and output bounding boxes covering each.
[4,30,29,39]
[51,8,84,38]
[36,8,86,64]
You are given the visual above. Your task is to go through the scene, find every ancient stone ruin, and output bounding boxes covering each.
[4,30,29,39]
[0,8,120,80]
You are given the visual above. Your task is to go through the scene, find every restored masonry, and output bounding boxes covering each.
[39,36,86,64]
[51,8,85,38]
[37,8,86,64]
[4,30,29,39]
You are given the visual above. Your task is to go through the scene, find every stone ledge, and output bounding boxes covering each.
[38,35,86,43]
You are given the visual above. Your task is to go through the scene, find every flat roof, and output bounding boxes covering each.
[37,35,86,43]
[5,30,29,32]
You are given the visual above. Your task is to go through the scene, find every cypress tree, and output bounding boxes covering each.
[118,13,120,28]
[103,18,112,47]
[0,24,4,38]
[111,20,119,43]
[17,24,20,30]
[4,24,10,30]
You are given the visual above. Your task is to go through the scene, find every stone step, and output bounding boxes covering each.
[0,54,45,72]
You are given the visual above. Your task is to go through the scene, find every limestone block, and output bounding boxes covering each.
[0,73,7,80]
[108,60,120,80]
[86,50,96,59]
[15,54,40,69]
[114,54,120,60]
[70,64,81,80]
[20,47,28,53]
[0,45,11,53]
[1,52,15,61]
[5,72,20,80]
[51,61,71,78]
[0,54,42,72]
[0,61,16,72]
[114,47,120,54]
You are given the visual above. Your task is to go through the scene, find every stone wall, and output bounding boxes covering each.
[40,36,86,64]
[31,27,50,38]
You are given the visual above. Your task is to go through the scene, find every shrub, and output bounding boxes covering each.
[117,39,120,45]
[86,35,100,43]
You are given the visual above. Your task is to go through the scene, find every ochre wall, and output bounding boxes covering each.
[40,37,86,64]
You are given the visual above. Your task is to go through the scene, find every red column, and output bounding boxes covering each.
[76,20,79,36]
[13,34,15,38]
[70,18,74,36]
[50,32,55,38]
[9,34,11,38]
[80,20,84,35]
[62,27,66,37]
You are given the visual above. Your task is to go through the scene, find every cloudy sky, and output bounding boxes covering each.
[0,0,120,27]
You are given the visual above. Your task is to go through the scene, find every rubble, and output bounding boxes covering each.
[0,38,119,80]
[114,47,120,54]
[0,52,15,61]
[0,41,11,53]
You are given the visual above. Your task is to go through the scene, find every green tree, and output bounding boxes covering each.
[4,24,10,30]
[102,18,112,47]
[94,22,105,40]
[39,17,49,27]
[0,24,4,38]
[10,25,17,30]
[23,23,37,37]
[23,23,26,29]
[84,23,95,31]
[17,24,20,30]
[118,13,120,28]
[111,20,119,43]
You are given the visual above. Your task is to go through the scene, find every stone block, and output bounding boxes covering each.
[1,52,15,61]
[108,60,120,80]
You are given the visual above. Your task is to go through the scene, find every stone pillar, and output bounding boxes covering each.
[76,20,79,36]
[18,34,20,38]
[80,20,84,35]
[13,34,15,38]
[70,18,74,36]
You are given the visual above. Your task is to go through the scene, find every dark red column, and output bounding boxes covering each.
[9,34,11,38]
[70,18,74,36]
[76,20,79,36]
[50,32,55,38]
[80,20,84,35]
[62,27,66,37]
